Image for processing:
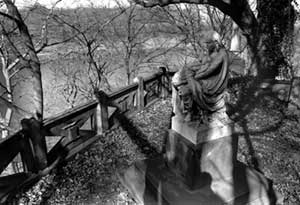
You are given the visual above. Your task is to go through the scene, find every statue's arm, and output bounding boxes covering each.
[194,50,225,79]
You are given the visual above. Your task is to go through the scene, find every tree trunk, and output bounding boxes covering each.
[3,0,43,130]
[208,0,294,79]
[1,66,13,138]
[256,0,295,79]
[125,59,131,85]
[206,0,262,76]
[133,0,294,79]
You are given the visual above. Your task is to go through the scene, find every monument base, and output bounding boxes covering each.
[118,157,282,205]
[164,129,235,190]
[119,117,282,204]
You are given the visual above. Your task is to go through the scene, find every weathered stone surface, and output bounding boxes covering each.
[164,130,200,189]
[211,161,272,204]
[118,157,280,205]
[119,55,284,204]
[198,133,235,180]
[119,157,224,205]
[164,129,236,189]
[171,115,232,144]
[119,121,284,204]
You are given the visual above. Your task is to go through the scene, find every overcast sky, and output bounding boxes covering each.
[12,0,300,11]
[15,0,130,8]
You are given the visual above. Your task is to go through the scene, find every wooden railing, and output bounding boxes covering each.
[0,67,298,203]
[0,68,171,203]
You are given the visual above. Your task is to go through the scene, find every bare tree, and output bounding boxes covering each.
[45,5,128,108]
[103,1,181,85]
[0,0,71,136]
[133,0,297,78]
[154,4,206,61]
[0,0,44,136]
[160,4,245,55]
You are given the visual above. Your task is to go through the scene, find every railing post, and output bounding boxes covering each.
[21,118,48,172]
[160,67,168,99]
[20,132,36,172]
[136,76,145,110]
[94,90,109,135]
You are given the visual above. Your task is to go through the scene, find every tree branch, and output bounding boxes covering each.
[132,0,258,37]
[0,10,18,22]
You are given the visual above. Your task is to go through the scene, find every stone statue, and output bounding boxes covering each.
[172,32,229,125]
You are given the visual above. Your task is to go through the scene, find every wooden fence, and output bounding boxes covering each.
[0,67,298,203]
[0,68,171,203]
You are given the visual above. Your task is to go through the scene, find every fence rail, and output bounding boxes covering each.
[0,69,298,203]
[0,68,171,203]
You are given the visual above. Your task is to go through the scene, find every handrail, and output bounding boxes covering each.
[108,72,164,101]
[108,83,139,101]
[0,70,297,203]
[43,71,165,128]
[0,69,171,203]
[43,100,98,128]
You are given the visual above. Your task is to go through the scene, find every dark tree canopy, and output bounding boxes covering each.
[132,0,297,78]
[257,0,296,78]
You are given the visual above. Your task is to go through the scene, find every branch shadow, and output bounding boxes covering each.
[116,76,284,204]
[119,150,226,205]
[227,77,285,204]
[115,106,227,204]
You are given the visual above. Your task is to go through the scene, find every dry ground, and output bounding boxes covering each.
[19,92,300,205]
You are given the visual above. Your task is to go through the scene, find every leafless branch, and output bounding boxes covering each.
[0,10,18,22]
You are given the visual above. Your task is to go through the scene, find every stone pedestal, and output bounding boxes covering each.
[119,157,278,205]
[171,115,232,144]
[166,116,235,189]
[118,116,282,205]
[165,129,235,190]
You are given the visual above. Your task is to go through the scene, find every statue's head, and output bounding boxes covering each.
[172,68,187,87]
[172,69,193,115]
[205,32,221,54]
